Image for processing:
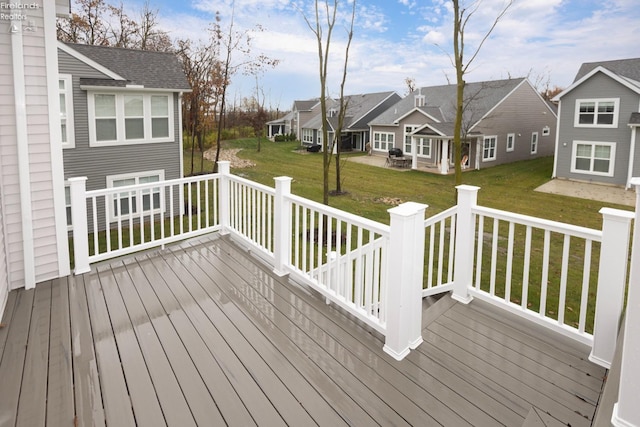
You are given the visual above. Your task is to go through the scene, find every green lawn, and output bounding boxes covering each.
[187,138,631,229]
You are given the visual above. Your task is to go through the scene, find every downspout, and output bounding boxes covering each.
[11,17,36,289]
[179,93,184,178]
[627,125,637,189]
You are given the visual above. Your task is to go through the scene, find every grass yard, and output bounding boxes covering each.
[187,138,631,229]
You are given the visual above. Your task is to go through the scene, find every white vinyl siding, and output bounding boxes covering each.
[483,136,497,161]
[59,74,74,148]
[574,98,619,128]
[506,133,515,152]
[88,92,174,146]
[571,141,616,177]
[107,170,165,221]
[373,132,394,151]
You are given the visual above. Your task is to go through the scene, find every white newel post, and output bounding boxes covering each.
[69,177,90,275]
[612,178,640,427]
[383,202,428,361]
[217,161,231,235]
[273,176,292,277]
[452,185,480,304]
[590,208,634,368]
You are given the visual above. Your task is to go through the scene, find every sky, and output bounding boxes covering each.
[118,0,638,111]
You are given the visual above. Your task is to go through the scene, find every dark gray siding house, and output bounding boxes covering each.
[299,91,402,151]
[58,42,190,229]
[369,78,556,173]
[552,58,640,188]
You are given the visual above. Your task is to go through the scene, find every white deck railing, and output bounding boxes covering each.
[70,162,636,373]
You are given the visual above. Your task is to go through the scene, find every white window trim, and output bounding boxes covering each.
[531,132,538,154]
[542,126,550,136]
[302,128,313,144]
[59,74,75,148]
[106,170,165,221]
[570,141,616,177]
[506,133,515,152]
[416,136,432,158]
[373,131,395,152]
[483,136,497,161]
[64,183,72,230]
[88,91,174,147]
[404,124,418,154]
[574,98,620,128]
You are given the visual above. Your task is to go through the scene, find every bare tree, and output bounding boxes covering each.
[452,0,514,186]
[209,6,279,172]
[57,0,109,45]
[301,0,356,205]
[404,77,416,95]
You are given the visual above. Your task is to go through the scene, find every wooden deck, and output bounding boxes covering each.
[0,234,606,426]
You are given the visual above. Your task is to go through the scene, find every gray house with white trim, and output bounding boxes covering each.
[57,42,190,227]
[552,58,640,188]
[369,78,556,173]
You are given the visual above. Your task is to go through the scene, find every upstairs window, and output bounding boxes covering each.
[59,75,75,148]
[88,92,174,146]
[575,98,619,128]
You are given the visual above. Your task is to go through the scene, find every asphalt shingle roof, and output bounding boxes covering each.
[369,78,525,128]
[574,58,640,83]
[65,42,190,90]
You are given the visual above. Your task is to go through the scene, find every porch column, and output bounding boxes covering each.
[612,178,640,427]
[217,161,231,235]
[273,176,293,277]
[452,185,480,304]
[440,140,449,174]
[590,208,634,368]
[384,202,428,361]
[411,136,418,170]
[69,177,90,275]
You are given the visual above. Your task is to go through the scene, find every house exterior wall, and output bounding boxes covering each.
[0,1,69,292]
[473,81,556,168]
[555,72,640,186]
[59,50,183,229]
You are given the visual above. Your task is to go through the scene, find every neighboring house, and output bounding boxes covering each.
[0,1,72,315]
[291,99,320,139]
[369,78,557,173]
[300,91,402,151]
[552,58,640,188]
[266,110,295,139]
[57,42,191,227]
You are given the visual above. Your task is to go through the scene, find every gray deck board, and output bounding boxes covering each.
[68,273,105,427]
[84,271,137,427]
[0,288,34,426]
[46,278,75,427]
[0,234,607,426]
[95,263,167,427]
[16,282,52,427]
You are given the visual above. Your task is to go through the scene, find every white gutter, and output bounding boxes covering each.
[11,18,36,289]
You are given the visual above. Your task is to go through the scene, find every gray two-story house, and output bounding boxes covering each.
[552,58,640,188]
[369,78,557,173]
[57,42,190,226]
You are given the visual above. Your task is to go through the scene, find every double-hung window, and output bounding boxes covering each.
[107,171,164,221]
[571,141,616,176]
[373,132,394,151]
[530,132,538,154]
[574,98,619,128]
[59,75,74,148]
[89,92,174,146]
[302,129,313,144]
[506,133,515,152]
[483,136,497,161]
[417,137,431,157]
